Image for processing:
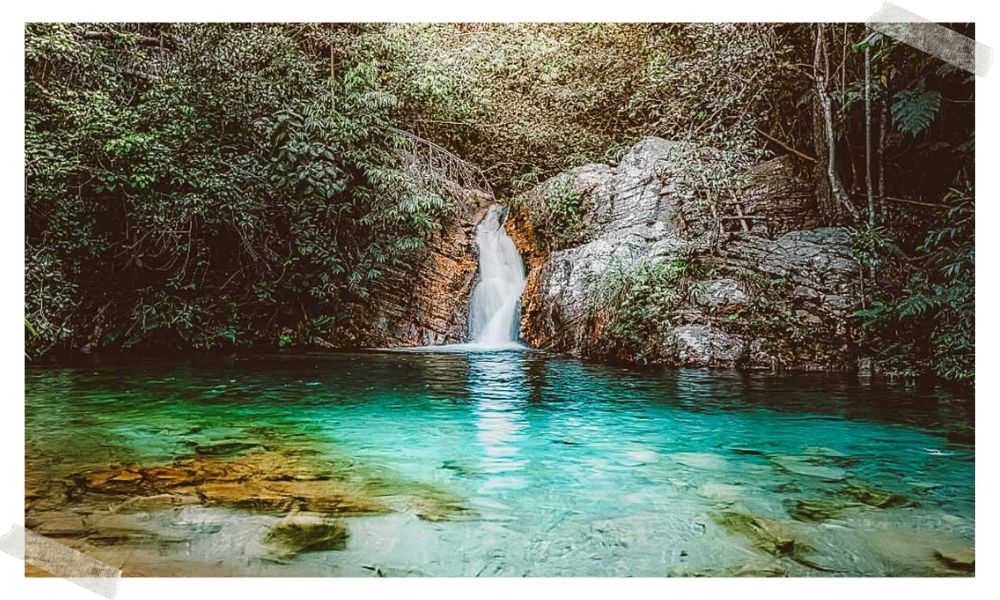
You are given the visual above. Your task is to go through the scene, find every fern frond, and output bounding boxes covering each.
[891,89,941,136]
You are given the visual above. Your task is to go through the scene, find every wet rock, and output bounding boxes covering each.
[712,511,804,557]
[263,513,349,557]
[25,511,88,537]
[72,452,390,516]
[934,547,975,572]
[663,325,745,366]
[119,493,200,512]
[842,482,910,508]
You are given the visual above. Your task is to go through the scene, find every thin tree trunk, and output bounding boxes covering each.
[329,24,336,112]
[865,44,876,227]
[878,64,889,229]
[814,24,860,223]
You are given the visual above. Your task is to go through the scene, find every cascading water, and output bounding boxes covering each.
[466,205,527,347]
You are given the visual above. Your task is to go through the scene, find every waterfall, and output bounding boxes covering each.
[467,205,527,347]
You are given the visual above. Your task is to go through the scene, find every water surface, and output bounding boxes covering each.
[25,351,975,576]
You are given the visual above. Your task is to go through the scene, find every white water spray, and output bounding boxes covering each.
[466,206,527,347]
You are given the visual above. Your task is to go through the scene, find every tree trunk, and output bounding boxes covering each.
[865,44,876,227]
[878,66,889,229]
[813,24,860,224]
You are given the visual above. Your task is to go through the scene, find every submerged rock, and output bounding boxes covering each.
[712,511,804,557]
[671,452,729,470]
[726,559,787,577]
[71,452,390,516]
[25,511,88,537]
[194,440,266,456]
[263,513,349,556]
[667,559,787,578]
[842,482,911,508]
[785,498,844,522]
[698,483,744,504]
[934,546,975,572]
[771,455,846,482]
[362,564,429,577]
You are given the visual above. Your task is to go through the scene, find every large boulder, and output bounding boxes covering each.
[515,138,699,352]
[513,136,861,370]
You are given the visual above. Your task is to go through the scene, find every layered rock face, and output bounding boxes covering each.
[513,137,862,370]
[347,189,491,347]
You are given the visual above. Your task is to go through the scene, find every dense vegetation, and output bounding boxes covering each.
[25,24,452,353]
[25,23,973,383]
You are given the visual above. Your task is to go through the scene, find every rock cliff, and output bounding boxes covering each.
[511,137,862,370]
[344,189,492,347]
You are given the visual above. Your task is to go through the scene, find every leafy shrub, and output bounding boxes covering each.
[24,24,450,355]
[514,177,587,249]
[586,253,695,363]
[854,189,974,383]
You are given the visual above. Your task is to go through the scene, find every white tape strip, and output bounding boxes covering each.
[868,1,991,76]
[0,524,121,598]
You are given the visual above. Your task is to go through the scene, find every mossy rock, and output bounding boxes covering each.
[263,513,349,556]
[785,498,844,522]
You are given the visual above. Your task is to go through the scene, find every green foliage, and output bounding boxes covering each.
[24,24,450,355]
[23,23,976,383]
[849,224,891,271]
[853,189,974,383]
[586,254,695,364]
[514,177,587,249]
[891,89,942,136]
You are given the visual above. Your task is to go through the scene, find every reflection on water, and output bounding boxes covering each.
[25,351,974,576]
[471,351,529,491]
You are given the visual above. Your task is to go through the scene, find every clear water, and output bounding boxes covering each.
[25,351,974,576]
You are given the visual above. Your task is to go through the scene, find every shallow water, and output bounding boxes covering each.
[25,350,974,576]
